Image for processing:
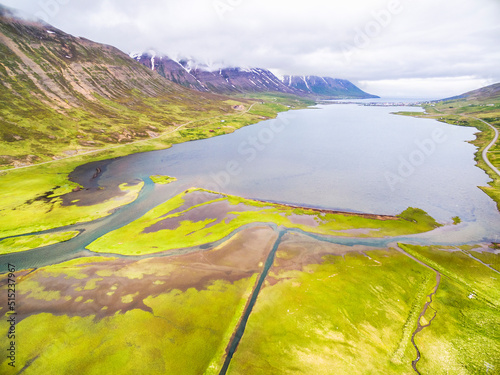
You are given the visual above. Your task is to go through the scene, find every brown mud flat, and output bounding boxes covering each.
[1,226,277,322]
[266,232,384,286]
[249,199,399,221]
[60,159,123,206]
[144,200,261,233]
[165,190,226,216]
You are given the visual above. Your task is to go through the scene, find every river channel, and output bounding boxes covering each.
[2,103,499,269]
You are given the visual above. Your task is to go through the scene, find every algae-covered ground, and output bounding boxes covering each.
[87,188,441,256]
[2,231,498,374]
[149,175,177,185]
[0,226,276,374]
[228,239,500,375]
[0,93,499,374]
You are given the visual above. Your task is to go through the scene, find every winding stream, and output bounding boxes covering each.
[396,245,442,374]
[1,102,499,373]
[2,103,500,269]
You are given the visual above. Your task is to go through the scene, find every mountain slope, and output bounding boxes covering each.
[131,52,208,92]
[0,7,247,167]
[282,75,378,99]
[443,82,500,102]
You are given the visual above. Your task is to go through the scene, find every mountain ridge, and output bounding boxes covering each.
[131,51,378,99]
[0,10,254,167]
[442,82,500,102]
[283,75,378,99]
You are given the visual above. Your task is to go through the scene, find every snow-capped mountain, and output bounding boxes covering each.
[282,75,379,98]
[130,52,378,98]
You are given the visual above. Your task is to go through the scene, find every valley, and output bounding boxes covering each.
[0,5,499,375]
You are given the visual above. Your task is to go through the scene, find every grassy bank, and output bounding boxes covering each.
[87,188,441,256]
[0,95,310,240]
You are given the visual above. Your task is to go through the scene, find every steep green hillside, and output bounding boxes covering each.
[444,82,500,101]
[0,9,253,168]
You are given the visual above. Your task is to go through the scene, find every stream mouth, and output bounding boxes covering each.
[219,230,287,375]
[1,103,499,271]
[0,186,496,272]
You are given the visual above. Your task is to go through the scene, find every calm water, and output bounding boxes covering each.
[3,103,500,269]
[79,103,500,241]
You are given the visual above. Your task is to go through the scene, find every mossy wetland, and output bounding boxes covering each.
[2,99,499,374]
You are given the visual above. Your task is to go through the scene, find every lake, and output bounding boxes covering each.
[78,103,499,240]
[3,102,500,269]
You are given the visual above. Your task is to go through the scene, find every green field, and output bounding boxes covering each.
[87,188,441,256]
[228,242,500,374]
[399,244,500,374]
[0,257,258,374]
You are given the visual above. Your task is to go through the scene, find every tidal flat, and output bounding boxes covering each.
[1,99,499,374]
[1,232,498,374]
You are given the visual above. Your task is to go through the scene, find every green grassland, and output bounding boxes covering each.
[0,231,79,254]
[0,254,258,374]
[467,247,500,272]
[236,92,316,111]
[227,244,500,374]
[0,178,144,238]
[398,244,500,374]
[87,189,441,256]
[397,97,500,209]
[228,247,436,374]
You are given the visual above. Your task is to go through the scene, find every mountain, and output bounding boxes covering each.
[131,52,377,99]
[130,52,299,95]
[130,52,208,92]
[443,82,500,102]
[0,6,241,167]
[282,75,379,99]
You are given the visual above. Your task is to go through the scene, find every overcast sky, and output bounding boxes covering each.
[2,0,499,98]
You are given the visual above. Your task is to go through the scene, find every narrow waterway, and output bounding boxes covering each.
[1,103,499,270]
[410,272,441,375]
[219,230,286,375]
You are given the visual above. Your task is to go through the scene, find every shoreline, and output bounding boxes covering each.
[245,198,399,221]
[397,104,500,211]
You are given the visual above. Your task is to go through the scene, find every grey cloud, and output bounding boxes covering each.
[1,0,499,98]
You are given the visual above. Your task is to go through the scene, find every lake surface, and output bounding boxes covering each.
[3,103,500,269]
[80,103,499,240]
